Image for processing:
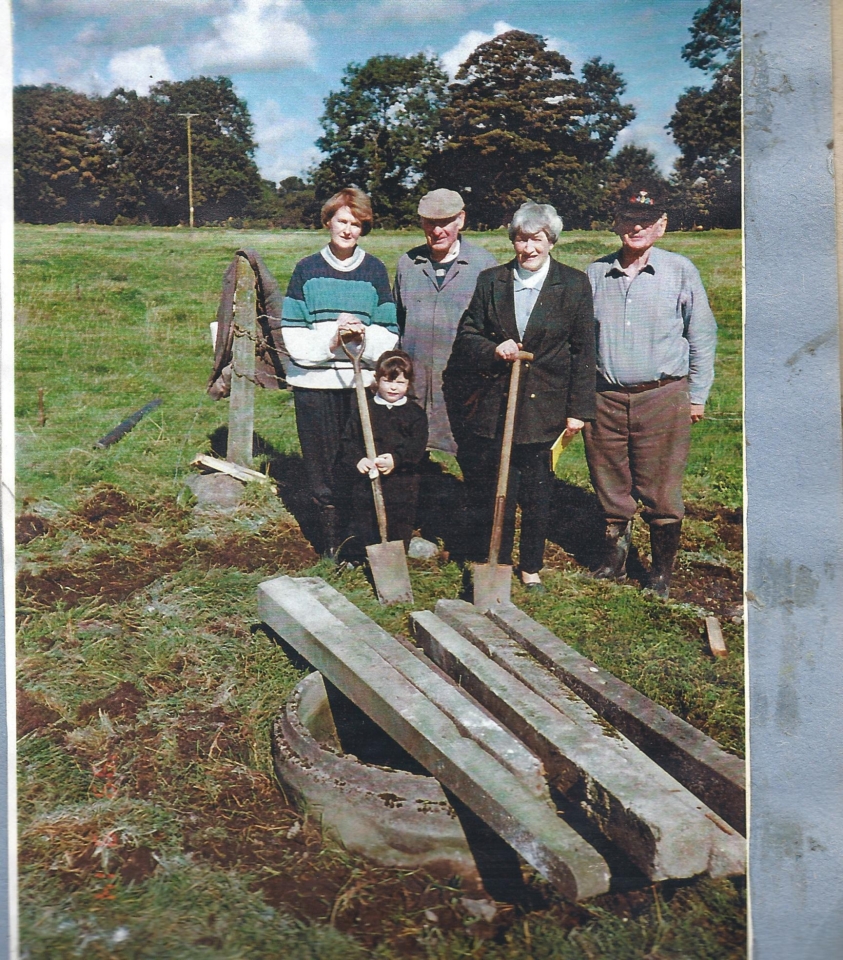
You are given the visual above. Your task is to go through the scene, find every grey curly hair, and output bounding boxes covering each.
[508,201,564,244]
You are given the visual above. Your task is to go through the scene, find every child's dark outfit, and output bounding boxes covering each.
[335,393,428,553]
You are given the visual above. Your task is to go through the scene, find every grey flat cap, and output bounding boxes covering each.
[418,188,464,219]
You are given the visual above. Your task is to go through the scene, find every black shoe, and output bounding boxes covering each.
[647,521,682,599]
[459,564,474,603]
[590,521,632,580]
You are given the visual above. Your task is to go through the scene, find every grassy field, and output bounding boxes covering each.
[15,224,745,958]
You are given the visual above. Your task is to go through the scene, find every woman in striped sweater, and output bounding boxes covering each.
[281,187,399,558]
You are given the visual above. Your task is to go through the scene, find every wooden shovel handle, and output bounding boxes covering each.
[488,350,534,566]
[342,333,389,543]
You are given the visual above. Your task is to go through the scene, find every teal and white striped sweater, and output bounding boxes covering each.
[282,247,399,389]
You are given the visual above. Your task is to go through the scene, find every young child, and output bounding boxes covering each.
[335,350,428,557]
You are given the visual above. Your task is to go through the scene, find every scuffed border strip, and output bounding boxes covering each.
[744,2,843,957]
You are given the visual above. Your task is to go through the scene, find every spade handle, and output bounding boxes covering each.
[342,334,389,543]
[488,350,534,566]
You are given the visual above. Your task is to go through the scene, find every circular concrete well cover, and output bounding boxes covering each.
[273,672,482,887]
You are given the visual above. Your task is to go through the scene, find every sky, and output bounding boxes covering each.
[11,0,715,184]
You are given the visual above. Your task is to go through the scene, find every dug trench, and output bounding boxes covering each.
[16,481,744,954]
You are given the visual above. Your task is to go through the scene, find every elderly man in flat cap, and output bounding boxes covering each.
[583,185,717,599]
[394,189,498,457]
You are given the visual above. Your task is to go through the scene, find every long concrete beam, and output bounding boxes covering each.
[485,604,746,833]
[414,607,744,881]
[296,577,546,799]
[258,576,610,900]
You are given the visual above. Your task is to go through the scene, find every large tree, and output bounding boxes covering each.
[271,176,321,229]
[15,77,263,225]
[682,0,741,72]
[668,0,741,228]
[313,53,450,226]
[100,77,263,225]
[14,85,113,223]
[550,56,637,228]
[429,32,634,228]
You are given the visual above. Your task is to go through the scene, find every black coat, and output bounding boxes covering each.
[335,394,429,476]
[444,257,597,445]
[207,248,288,399]
[335,394,429,547]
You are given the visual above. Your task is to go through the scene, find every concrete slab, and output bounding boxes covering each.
[258,575,610,900]
[487,604,746,833]
[296,577,547,799]
[415,608,744,881]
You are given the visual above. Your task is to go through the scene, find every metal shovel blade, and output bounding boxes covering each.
[472,562,512,610]
[366,540,414,605]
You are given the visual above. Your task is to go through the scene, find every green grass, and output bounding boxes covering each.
[15,224,745,958]
[15,224,741,508]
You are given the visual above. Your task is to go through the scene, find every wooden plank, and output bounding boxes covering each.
[294,578,548,799]
[257,575,610,900]
[416,608,744,880]
[227,255,256,467]
[705,617,728,658]
[191,453,274,486]
[486,603,746,834]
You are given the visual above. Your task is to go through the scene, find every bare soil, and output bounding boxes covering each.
[17,687,62,736]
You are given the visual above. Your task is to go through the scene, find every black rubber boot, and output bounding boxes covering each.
[319,505,341,561]
[648,521,682,598]
[590,521,632,581]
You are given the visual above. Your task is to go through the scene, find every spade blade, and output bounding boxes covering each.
[472,562,512,611]
[366,540,414,605]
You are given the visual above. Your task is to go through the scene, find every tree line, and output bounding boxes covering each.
[13,0,739,231]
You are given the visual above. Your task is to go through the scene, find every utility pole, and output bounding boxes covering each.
[178,113,199,227]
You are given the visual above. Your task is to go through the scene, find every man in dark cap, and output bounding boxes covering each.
[394,189,497,456]
[583,186,717,598]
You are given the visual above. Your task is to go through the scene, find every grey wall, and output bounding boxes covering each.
[744,1,843,957]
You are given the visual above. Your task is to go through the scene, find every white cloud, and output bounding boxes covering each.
[19,0,221,18]
[366,0,462,24]
[252,99,321,182]
[441,20,515,79]
[189,0,314,73]
[108,46,174,95]
[18,1,232,51]
[441,21,587,81]
[18,55,109,95]
[17,67,54,87]
[614,121,680,175]
[545,34,585,75]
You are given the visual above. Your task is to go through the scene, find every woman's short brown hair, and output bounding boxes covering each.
[374,349,414,384]
[321,187,373,236]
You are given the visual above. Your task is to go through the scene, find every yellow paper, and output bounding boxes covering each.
[551,430,575,471]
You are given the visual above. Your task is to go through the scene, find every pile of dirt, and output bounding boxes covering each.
[193,525,317,572]
[16,513,49,545]
[17,688,62,736]
[77,681,146,723]
[19,816,159,894]
[17,541,189,609]
[672,561,743,619]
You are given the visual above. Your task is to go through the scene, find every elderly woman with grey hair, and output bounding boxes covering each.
[445,201,597,592]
